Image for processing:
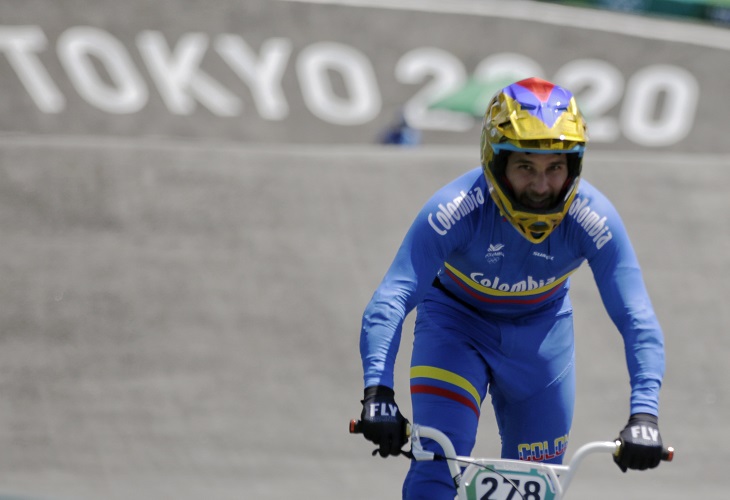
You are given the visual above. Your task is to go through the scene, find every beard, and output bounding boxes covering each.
[516,191,560,210]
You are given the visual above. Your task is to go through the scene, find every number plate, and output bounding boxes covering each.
[464,468,556,500]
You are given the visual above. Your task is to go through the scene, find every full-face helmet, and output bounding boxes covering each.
[480,77,587,243]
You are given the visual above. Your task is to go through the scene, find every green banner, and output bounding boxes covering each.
[540,0,730,24]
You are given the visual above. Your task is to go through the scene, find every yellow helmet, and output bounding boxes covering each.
[480,77,588,244]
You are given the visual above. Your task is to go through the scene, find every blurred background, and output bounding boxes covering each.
[0,0,728,499]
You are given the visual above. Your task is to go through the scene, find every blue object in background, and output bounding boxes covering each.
[378,112,422,146]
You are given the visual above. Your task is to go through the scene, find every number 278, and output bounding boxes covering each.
[479,476,543,500]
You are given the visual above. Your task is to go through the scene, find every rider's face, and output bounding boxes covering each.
[504,152,569,210]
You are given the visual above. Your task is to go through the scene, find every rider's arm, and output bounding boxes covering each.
[583,195,665,416]
[360,176,479,389]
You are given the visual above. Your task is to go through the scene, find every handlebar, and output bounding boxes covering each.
[615,438,674,462]
[349,419,674,462]
[352,419,674,499]
[349,419,415,437]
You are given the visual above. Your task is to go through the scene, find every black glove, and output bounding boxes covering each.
[614,413,663,472]
[360,385,409,457]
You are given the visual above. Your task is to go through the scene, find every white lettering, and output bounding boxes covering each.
[368,403,377,418]
[568,197,589,217]
[553,58,623,142]
[428,213,447,236]
[569,197,613,250]
[436,211,452,230]
[475,52,544,84]
[631,425,641,439]
[595,234,612,249]
[532,251,554,261]
[447,201,461,221]
[0,25,65,113]
[438,203,457,225]
[576,206,590,224]
[582,212,600,234]
[428,187,485,236]
[297,41,380,125]
[587,216,606,237]
[216,35,291,120]
[650,428,659,441]
[0,27,701,148]
[388,403,398,416]
[58,26,147,113]
[368,402,399,418]
[469,273,559,293]
[397,47,472,131]
[621,64,699,147]
[137,30,240,116]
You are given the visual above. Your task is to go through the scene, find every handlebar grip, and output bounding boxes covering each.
[614,440,675,462]
[349,419,362,434]
[350,419,412,436]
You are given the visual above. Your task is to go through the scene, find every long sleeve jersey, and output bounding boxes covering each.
[360,167,665,416]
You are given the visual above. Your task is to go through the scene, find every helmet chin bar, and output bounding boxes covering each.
[527,222,549,243]
[521,229,551,244]
[508,200,571,244]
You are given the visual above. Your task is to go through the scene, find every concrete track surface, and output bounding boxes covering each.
[0,139,727,499]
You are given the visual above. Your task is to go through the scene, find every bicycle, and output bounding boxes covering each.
[350,419,674,500]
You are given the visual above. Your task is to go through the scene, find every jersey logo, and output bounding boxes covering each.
[485,243,505,264]
[532,251,554,261]
[427,187,486,236]
[568,196,613,249]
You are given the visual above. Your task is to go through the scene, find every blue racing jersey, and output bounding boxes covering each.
[360,167,665,416]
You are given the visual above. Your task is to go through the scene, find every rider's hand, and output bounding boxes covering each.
[360,385,409,457]
[614,413,663,472]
